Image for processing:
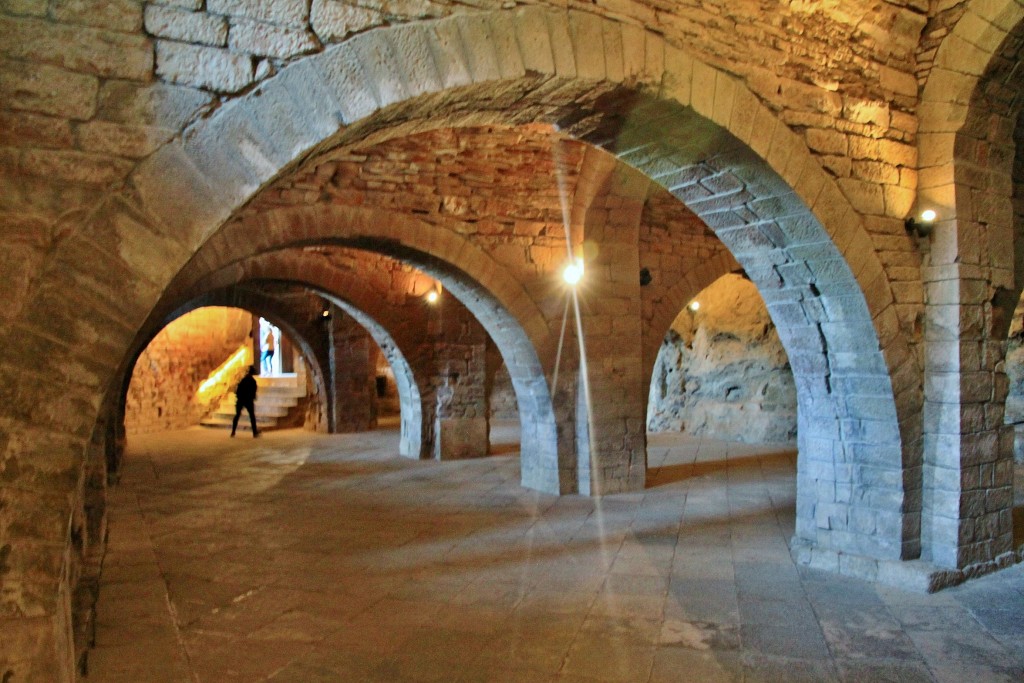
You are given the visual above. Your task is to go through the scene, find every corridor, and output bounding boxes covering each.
[88,427,1024,682]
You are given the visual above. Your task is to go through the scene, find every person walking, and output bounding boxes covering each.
[231,366,260,438]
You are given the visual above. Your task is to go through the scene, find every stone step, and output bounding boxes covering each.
[200,373,306,430]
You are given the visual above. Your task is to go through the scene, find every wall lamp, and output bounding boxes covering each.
[425,284,442,304]
[905,209,937,237]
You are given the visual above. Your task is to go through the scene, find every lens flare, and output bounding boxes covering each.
[563,260,584,286]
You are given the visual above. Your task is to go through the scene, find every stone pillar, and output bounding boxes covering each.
[922,238,1015,570]
[329,307,378,432]
[572,162,648,494]
[420,296,490,460]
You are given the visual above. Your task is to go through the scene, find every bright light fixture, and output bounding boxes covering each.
[920,209,937,223]
[689,301,700,312]
[563,260,584,286]
[426,289,440,304]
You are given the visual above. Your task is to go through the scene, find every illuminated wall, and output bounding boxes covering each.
[125,307,252,435]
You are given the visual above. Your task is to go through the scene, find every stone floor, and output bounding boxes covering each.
[87,425,1024,682]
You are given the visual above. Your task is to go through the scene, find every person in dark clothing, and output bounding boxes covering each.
[231,366,260,438]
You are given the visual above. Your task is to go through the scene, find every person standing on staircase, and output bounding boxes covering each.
[231,366,260,438]
[262,329,275,375]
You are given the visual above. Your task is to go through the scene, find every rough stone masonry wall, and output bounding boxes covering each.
[489,364,518,420]
[124,306,251,434]
[648,273,797,444]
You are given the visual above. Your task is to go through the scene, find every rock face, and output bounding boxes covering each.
[647,274,797,444]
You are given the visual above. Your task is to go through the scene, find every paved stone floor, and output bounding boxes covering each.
[88,425,1024,682]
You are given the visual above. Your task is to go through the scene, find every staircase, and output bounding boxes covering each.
[200,374,306,431]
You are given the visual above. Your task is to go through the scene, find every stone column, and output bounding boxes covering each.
[329,307,378,432]
[922,256,1015,570]
[419,296,490,460]
[572,162,649,494]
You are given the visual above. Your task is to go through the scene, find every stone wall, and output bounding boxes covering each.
[648,273,797,444]
[124,306,251,434]
[330,305,378,431]
[489,363,518,420]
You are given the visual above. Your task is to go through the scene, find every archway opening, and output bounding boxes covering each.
[124,306,319,439]
[647,272,796,445]
[645,272,800,552]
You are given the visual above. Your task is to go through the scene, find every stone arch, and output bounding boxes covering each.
[112,294,332,458]
[175,252,440,461]
[326,297,423,458]
[916,2,1024,571]
[167,209,564,493]
[0,12,926,663]
[118,8,917,562]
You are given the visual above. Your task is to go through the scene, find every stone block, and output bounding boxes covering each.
[230,18,319,59]
[661,45,692,107]
[385,24,448,100]
[567,10,605,82]
[0,0,47,15]
[51,0,143,31]
[0,59,98,119]
[0,615,67,682]
[506,7,554,79]
[435,416,488,460]
[0,15,152,80]
[131,140,228,247]
[837,177,885,215]
[452,13,501,85]
[156,40,253,93]
[312,43,382,124]
[97,80,214,129]
[311,0,382,42]
[76,120,174,159]
[207,0,308,27]
[248,58,346,166]
[21,149,133,185]
[145,4,228,46]
[350,31,409,107]
[489,12,526,81]
[805,128,847,155]
[0,111,73,149]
